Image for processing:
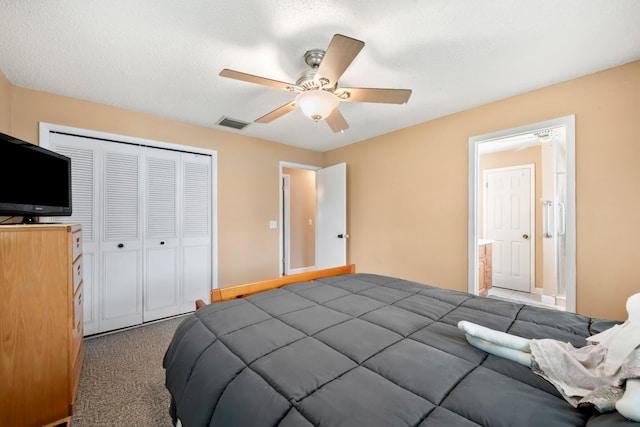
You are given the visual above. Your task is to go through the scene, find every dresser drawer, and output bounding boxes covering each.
[73,255,83,294]
[71,343,84,405]
[72,284,84,358]
[72,230,83,262]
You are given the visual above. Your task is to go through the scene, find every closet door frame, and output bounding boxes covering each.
[39,122,218,329]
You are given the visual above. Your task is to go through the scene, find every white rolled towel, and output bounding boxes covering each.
[458,320,532,367]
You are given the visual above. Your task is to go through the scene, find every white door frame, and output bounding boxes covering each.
[282,174,291,275]
[468,115,576,312]
[279,161,321,276]
[482,164,535,293]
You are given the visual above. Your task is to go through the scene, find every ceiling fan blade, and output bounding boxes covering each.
[220,69,298,91]
[255,101,297,123]
[325,108,349,133]
[316,34,365,85]
[337,87,412,104]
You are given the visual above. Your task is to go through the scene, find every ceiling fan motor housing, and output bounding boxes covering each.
[297,49,334,90]
[296,69,321,89]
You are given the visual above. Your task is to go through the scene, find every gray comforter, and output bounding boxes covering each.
[163,273,636,426]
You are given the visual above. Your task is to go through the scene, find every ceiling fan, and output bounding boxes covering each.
[219,34,412,133]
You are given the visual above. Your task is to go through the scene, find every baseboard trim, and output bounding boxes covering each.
[288,266,317,275]
[541,295,556,306]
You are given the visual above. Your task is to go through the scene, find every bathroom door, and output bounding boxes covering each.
[484,165,534,292]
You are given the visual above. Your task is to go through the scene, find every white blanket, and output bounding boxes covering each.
[530,340,640,412]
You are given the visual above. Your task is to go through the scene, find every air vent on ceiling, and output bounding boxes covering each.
[216,116,251,130]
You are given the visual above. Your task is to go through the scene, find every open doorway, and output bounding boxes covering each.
[279,161,348,276]
[281,165,318,275]
[468,116,576,312]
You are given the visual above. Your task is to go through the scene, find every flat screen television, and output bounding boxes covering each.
[0,131,72,223]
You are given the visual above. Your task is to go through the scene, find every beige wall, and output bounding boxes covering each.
[4,61,639,320]
[8,86,323,286]
[0,70,11,133]
[283,167,316,269]
[479,147,543,290]
[324,60,640,320]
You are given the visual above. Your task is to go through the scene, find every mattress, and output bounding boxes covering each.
[163,273,635,426]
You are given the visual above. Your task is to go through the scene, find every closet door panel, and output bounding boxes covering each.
[145,246,179,314]
[182,245,210,309]
[100,145,143,332]
[102,248,140,318]
[80,252,97,335]
[180,153,212,313]
[144,149,180,322]
[49,134,101,336]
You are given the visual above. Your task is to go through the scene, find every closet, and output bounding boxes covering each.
[42,127,216,335]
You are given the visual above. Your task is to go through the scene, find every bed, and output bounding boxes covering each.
[163,265,637,426]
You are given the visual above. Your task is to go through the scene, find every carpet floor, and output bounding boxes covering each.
[71,316,186,426]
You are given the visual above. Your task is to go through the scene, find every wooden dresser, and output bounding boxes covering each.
[0,224,83,427]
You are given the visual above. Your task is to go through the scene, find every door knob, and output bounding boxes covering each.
[337,234,344,239]
[522,234,529,240]
[160,241,165,245]
[118,243,124,248]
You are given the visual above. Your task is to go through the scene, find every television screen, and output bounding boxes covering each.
[0,132,72,222]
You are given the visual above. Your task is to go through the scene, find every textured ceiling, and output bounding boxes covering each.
[1,1,639,152]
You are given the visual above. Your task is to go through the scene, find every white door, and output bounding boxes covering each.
[100,144,144,332]
[144,148,180,322]
[42,125,217,334]
[484,165,533,292]
[49,133,100,336]
[180,152,213,313]
[315,162,347,269]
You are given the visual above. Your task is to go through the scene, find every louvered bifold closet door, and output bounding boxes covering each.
[43,128,217,333]
[180,152,213,313]
[48,133,101,336]
[144,148,181,321]
[100,143,144,332]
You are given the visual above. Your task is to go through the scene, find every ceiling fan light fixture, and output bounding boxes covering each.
[295,89,339,122]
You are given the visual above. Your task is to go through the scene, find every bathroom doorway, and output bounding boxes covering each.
[468,116,575,312]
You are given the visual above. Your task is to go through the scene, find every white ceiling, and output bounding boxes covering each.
[1,1,639,152]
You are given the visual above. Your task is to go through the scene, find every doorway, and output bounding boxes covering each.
[279,161,348,276]
[281,164,318,275]
[468,116,576,312]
